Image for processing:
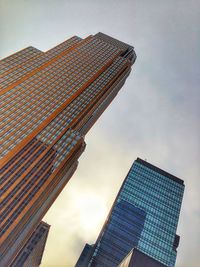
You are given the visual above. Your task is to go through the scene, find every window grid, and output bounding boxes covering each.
[0,38,121,158]
[0,36,82,88]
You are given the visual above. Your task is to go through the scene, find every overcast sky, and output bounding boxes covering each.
[1,1,200,267]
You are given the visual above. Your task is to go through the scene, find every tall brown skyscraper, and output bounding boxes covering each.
[0,32,136,266]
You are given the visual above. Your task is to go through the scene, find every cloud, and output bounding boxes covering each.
[1,0,200,266]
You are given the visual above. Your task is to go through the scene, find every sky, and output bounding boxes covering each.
[1,0,200,266]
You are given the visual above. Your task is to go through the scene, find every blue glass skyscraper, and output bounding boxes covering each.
[76,158,184,267]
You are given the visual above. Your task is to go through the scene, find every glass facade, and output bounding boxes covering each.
[80,158,184,267]
[120,159,184,266]
[118,248,167,267]
[91,200,146,266]
[76,244,94,267]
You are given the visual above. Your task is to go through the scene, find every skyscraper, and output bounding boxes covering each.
[10,221,50,267]
[0,33,136,266]
[77,158,184,267]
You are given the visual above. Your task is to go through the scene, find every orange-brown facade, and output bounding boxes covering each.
[0,32,136,266]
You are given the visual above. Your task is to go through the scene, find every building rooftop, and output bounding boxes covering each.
[136,158,184,186]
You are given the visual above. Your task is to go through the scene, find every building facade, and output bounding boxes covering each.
[76,244,94,267]
[118,248,167,267]
[77,158,184,267]
[0,33,136,266]
[10,221,50,267]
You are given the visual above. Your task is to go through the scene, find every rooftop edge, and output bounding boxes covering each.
[136,158,184,186]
